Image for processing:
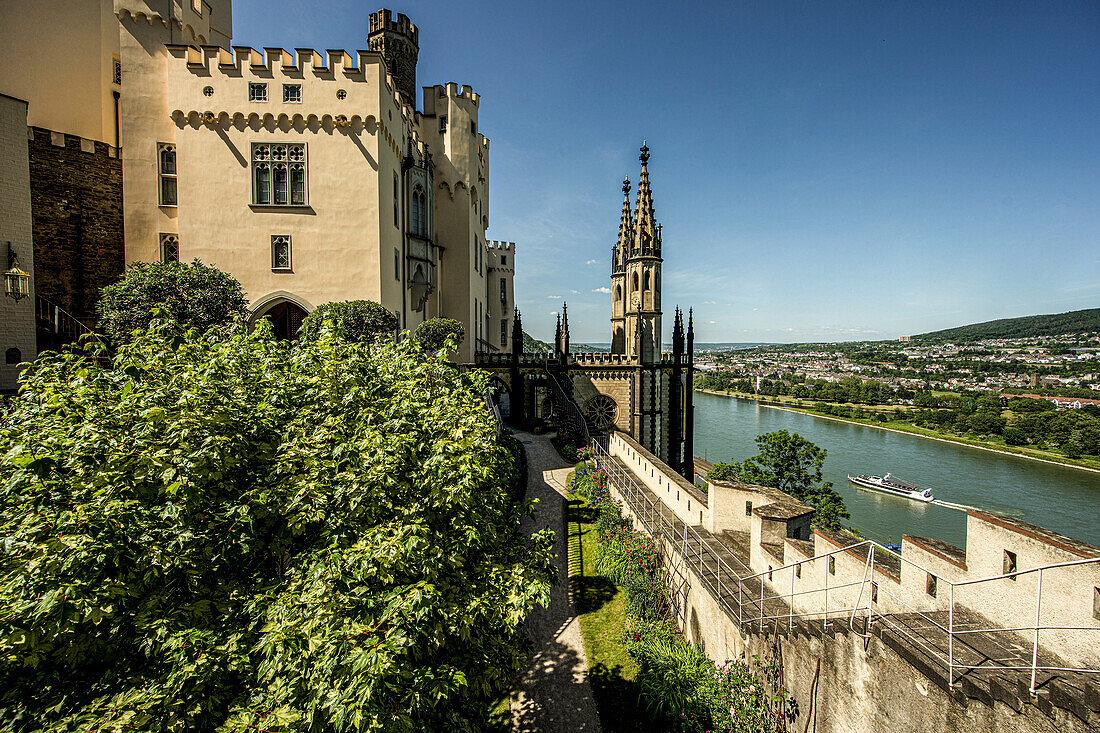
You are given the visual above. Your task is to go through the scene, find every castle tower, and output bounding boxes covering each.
[623,142,662,363]
[610,178,631,353]
[368,9,420,106]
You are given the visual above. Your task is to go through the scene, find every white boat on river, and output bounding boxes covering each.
[848,472,935,502]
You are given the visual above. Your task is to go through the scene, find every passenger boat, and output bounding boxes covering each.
[848,473,935,502]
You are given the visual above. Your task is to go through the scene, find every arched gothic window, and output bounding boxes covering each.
[614,284,621,301]
[411,186,426,236]
[644,271,651,290]
[632,273,639,292]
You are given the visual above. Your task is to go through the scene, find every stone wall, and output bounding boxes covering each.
[28,126,124,330]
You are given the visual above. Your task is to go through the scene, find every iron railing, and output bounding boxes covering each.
[544,358,590,445]
[590,438,1100,695]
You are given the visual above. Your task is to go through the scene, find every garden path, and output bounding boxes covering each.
[510,431,602,733]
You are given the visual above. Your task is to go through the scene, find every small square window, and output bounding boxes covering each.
[745,501,753,517]
[871,581,878,604]
[500,255,507,266]
[926,573,937,598]
[439,115,447,133]
[271,235,292,271]
[283,84,302,103]
[1003,550,1017,579]
[828,556,836,576]
[248,82,268,102]
[159,233,179,263]
[470,120,477,134]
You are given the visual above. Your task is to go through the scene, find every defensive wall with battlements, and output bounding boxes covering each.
[594,430,1100,732]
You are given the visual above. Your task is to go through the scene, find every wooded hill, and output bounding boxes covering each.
[914,307,1100,341]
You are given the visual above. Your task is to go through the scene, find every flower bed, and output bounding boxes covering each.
[587,462,787,732]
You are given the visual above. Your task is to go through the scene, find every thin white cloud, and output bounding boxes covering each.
[707,320,718,324]
[547,295,563,299]
[571,289,581,294]
[752,307,759,312]
[585,259,599,265]
[702,300,716,305]
[592,286,611,294]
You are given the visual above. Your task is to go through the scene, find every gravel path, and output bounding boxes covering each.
[510,431,602,733]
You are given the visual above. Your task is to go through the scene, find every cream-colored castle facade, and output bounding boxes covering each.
[0,1,514,363]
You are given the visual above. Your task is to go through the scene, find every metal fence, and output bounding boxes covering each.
[590,438,1100,695]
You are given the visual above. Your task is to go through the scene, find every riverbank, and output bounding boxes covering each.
[695,389,1100,474]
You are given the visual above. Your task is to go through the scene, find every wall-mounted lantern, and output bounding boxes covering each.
[4,243,29,302]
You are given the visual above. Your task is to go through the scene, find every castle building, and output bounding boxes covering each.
[0,2,513,364]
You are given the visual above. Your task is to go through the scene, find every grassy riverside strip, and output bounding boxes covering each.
[696,389,1100,473]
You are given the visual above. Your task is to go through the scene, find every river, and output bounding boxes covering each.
[692,391,1100,549]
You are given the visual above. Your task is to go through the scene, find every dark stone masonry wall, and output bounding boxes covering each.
[28,127,124,329]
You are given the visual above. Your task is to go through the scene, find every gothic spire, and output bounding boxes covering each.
[616,177,633,250]
[561,303,570,355]
[633,141,657,250]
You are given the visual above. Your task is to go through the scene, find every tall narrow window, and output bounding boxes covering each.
[644,271,651,290]
[439,115,447,133]
[252,143,307,206]
[632,272,639,292]
[157,143,177,206]
[112,59,122,86]
[394,248,400,280]
[500,278,507,302]
[159,233,179,263]
[271,235,292,271]
[393,173,399,227]
[501,319,507,346]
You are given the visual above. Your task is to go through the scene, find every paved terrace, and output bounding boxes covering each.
[598,451,1100,723]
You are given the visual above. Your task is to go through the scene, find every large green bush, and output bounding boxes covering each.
[96,259,248,344]
[297,300,398,343]
[0,321,554,731]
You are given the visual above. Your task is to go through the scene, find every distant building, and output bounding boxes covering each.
[898,335,911,342]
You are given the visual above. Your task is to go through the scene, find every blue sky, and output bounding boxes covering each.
[234,0,1100,344]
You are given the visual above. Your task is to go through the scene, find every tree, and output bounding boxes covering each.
[707,430,850,530]
[0,321,554,731]
[96,259,248,344]
[413,317,465,353]
[298,299,398,343]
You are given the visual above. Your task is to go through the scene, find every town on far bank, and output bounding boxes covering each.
[693,325,1100,469]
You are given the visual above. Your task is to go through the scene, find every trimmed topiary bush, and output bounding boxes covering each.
[413,317,465,353]
[297,299,398,343]
[96,259,248,344]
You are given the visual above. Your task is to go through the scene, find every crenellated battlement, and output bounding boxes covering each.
[487,240,514,253]
[171,44,386,77]
[427,82,481,106]
[368,9,419,44]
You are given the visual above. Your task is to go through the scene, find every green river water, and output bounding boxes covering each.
[692,391,1100,549]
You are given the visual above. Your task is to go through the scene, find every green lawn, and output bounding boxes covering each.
[568,501,662,732]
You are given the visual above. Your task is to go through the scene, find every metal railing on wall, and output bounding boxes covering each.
[589,439,1100,696]
[544,357,590,445]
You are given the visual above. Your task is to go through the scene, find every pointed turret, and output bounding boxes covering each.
[633,141,658,252]
[616,177,633,253]
[511,307,523,357]
[562,303,570,357]
[554,313,562,356]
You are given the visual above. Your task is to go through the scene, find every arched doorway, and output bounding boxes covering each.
[259,301,308,340]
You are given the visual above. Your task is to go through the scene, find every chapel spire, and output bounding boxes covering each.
[633,141,658,251]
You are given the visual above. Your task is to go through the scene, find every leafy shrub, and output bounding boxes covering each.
[413,317,465,353]
[1003,427,1028,446]
[96,259,248,344]
[0,321,555,731]
[567,461,607,503]
[298,299,398,343]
